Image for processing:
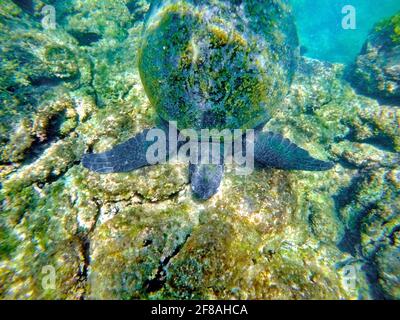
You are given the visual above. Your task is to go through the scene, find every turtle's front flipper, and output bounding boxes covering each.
[189,163,224,200]
[189,142,224,200]
[83,120,183,173]
[254,132,334,171]
[82,129,156,173]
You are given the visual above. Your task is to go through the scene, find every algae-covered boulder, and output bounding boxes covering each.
[376,240,400,298]
[350,12,400,100]
[268,56,400,299]
[139,0,299,132]
[87,169,349,300]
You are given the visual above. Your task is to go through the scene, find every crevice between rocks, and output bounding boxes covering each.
[333,170,391,299]
[75,197,102,300]
[144,233,191,294]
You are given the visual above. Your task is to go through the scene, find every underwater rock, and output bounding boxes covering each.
[0,173,88,299]
[41,45,80,81]
[0,1,93,164]
[337,167,400,299]
[356,105,400,153]
[64,0,142,45]
[350,12,400,101]
[1,118,34,163]
[331,141,399,169]
[376,238,400,298]
[268,57,400,299]
[87,169,349,299]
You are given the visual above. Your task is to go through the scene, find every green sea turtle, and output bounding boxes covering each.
[82,0,334,199]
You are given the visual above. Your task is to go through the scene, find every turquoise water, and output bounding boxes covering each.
[291,0,400,63]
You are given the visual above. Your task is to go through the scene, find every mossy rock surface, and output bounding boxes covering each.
[350,12,400,100]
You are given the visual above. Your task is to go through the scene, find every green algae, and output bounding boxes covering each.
[87,168,350,300]
[375,12,400,44]
[351,12,400,100]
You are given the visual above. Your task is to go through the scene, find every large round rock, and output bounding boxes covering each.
[138,0,299,133]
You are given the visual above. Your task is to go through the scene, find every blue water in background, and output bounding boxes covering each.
[291,0,400,64]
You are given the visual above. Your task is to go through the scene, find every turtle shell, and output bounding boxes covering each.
[138,0,299,133]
